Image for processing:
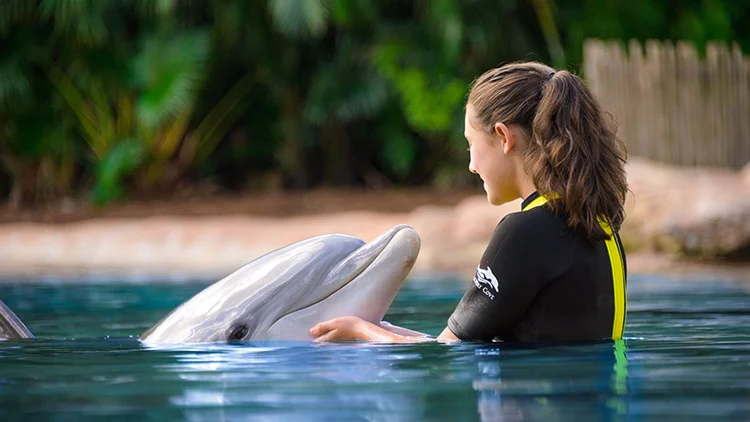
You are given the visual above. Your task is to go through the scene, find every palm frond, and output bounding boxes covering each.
[192,72,257,165]
[305,66,388,125]
[380,117,417,177]
[46,65,108,158]
[135,0,177,19]
[0,58,31,109]
[132,29,210,129]
[427,0,464,62]
[268,0,328,39]
[91,139,145,205]
[0,0,36,36]
[305,36,389,124]
[40,0,109,47]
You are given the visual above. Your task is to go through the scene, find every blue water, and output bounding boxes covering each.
[1,274,749,421]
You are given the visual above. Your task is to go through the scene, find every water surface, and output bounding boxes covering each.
[1,274,748,421]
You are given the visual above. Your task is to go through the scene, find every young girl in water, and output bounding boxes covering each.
[310,61,628,343]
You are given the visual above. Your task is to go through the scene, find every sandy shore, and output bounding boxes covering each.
[0,206,748,284]
[1,158,749,283]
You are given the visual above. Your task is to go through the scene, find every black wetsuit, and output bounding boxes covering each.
[448,192,627,343]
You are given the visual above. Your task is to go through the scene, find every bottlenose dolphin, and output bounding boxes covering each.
[141,224,420,344]
[0,299,35,340]
[0,225,420,343]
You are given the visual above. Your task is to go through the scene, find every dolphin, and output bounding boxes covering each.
[141,224,420,344]
[0,298,35,340]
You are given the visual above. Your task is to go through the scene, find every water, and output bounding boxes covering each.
[1,274,748,421]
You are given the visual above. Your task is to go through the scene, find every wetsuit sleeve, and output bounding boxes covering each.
[447,214,551,341]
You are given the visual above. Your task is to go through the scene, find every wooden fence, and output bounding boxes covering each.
[583,39,750,168]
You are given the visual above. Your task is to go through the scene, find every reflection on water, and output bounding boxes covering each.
[0,274,749,420]
[472,341,630,421]
[161,343,430,421]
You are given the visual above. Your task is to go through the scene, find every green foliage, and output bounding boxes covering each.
[0,57,31,108]
[304,38,389,125]
[330,0,377,27]
[380,117,417,178]
[40,0,110,47]
[45,16,249,203]
[558,0,750,65]
[91,140,144,205]
[0,1,35,37]
[132,29,210,129]
[6,113,59,158]
[191,72,257,166]
[0,0,748,206]
[387,67,465,133]
[268,0,329,39]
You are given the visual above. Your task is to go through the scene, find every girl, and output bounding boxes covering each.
[311,61,628,343]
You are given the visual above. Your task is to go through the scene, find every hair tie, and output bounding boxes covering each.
[547,72,555,80]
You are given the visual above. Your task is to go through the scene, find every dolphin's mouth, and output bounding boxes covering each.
[279,225,414,318]
[270,224,420,329]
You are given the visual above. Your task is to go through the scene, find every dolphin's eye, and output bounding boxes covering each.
[229,324,249,341]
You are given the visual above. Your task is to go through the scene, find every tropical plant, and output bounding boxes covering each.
[0,0,77,208]
[0,0,748,207]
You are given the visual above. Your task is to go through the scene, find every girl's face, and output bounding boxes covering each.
[464,107,518,205]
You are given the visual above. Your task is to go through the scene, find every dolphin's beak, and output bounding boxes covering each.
[264,225,421,337]
[337,224,420,322]
[316,224,420,297]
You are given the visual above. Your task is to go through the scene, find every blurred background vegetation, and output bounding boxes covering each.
[0,0,748,208]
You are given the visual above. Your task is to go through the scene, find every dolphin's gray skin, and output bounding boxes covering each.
[0,299,35,340]
[141,224,420,344]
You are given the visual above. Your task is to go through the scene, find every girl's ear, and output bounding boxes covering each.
[494,122,515,155]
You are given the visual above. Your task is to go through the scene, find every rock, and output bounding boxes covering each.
[622,158,750,257]
[663,199,750,256]
[742,161,750,187]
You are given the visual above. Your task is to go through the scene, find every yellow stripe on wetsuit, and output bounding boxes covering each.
[522,194,626,340]
[600,219,626,339]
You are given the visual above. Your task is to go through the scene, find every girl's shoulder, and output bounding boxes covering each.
[494,206,570,240]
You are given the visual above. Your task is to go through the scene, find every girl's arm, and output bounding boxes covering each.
[310,317,459,343]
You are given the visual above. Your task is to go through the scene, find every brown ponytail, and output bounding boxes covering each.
[468,62,628,240]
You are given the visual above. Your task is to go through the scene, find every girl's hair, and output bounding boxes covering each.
[467,61,628,241]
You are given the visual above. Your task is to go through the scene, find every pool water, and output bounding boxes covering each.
[1,274,748,421]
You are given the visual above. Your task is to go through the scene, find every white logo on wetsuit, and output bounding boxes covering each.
[473,265,499,295]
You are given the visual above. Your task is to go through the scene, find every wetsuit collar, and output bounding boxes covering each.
[521,191,561,212]
[521,191,542,211]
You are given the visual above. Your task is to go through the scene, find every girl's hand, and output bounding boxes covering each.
[310,316,375,341]
[310,317,441,343]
